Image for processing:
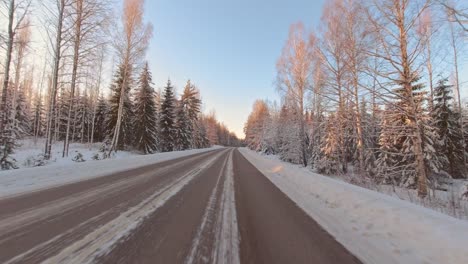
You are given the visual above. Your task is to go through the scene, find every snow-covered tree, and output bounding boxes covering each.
[134,63,158,154]
[432,78,466,178]
[91,94,108,143]
[244,100,270,152]
[173,80,200,150]
[174,100,191,151]
[317,113,342,175]
[377,78,441,188]
[105,65,134,151]
[159,79,176,152]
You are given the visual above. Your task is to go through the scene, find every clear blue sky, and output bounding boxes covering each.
[144,0,325,138]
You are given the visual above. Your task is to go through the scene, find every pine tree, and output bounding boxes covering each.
[159,79,176,152]
[105,65,134,151]
[134,63,158,154]
[432,78,466,178]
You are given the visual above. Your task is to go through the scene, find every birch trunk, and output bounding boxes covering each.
[45,0,66,160]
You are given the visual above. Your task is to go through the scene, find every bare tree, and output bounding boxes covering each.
[440,0,468,32]
[0,0,31,168]
[366,0,431,197]
[318,2,349,172]
[62,0,110,157]
[276,22,314,167]
[108,0,152,155]
[43,0,73,160]
[10,17,30,133]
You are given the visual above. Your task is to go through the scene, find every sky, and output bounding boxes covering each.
[143,0,325,138]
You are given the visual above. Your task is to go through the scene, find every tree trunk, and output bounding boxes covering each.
[1,0,15,135]
[90,50,104,146]
[63,0,82,157]
[45,0,65,160]
[398,4,428,198]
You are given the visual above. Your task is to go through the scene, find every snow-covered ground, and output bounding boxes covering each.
[239,148,468,264]
[0,139,222,198]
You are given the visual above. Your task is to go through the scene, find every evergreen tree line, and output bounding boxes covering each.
[0,0,240,170]
[1,61,239,159]
[244,0,468,197]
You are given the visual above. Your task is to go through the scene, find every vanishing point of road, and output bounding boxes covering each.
[0,148,361,264]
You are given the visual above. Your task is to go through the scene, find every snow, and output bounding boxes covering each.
[42,150,225,264]
[213,149,240,264]
[239,148,468,264]
[0,138,223,198]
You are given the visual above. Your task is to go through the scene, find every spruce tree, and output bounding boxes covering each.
[14,89,31,138]
[317,113,342,175]
[92,94,108,143]
[105,65,134,150]
[159,79,176,152]
[377,77,441,187]
[432,78,466,178]
[134,63,158,154]
[174,100,191,150]
[31,93,45,138]
[175,80,202,150]
[0,83,17,169]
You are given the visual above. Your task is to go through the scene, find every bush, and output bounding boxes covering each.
[72,152,86,162]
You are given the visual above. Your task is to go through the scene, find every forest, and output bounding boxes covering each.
[0,0,240,170]
[244,0,468,198]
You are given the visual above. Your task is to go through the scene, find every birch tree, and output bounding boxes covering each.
[43,0,73,160]
[0,0,31,169]
[108,0,152,155]
[62,0,110,157]
[276,22,314,167]
[367,0,432,197]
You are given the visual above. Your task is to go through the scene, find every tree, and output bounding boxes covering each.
[134,62,158,154]
[108,0,153,155]
[276,23,314,167]
[44,0,72,160]
[91,94,107,142]
[174,100,191,151]
[177,80,202,149]
[159,79,176,152]
[244,100,270,151]
[105,65,134,150]
[376,77,440,189]
[367,0,432,197]
[432,78,466,178]
[0,0,31,169]
[63,0,110,157]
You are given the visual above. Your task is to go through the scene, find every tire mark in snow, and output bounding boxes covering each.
[185,149,240,264]
[41,150,226,264]
[185,149,230,263]
[213,149,240,264]
[4,211,109,264]
[0,151,214,239]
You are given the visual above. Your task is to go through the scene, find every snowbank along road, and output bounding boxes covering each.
[0,148,361,264]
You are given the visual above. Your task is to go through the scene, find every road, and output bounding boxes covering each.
[0,148,362,264]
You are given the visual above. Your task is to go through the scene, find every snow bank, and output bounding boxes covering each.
[0,146,222,198]
[239,148,468,264]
